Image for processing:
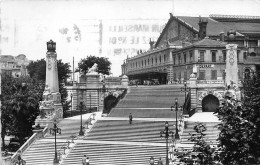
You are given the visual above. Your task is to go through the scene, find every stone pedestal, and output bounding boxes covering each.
[188,74,198,112]
[86,73,100,88]
[121,75,129,88]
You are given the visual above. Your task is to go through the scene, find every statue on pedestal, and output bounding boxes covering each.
[87,63,98,74]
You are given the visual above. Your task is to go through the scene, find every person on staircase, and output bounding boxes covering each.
[86,157,90,165]
[82,155,87,165]
[129,113,133,124]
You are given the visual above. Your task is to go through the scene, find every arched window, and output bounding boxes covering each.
[244,68,251,79]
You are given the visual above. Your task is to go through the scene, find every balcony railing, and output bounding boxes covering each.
[197,80,224,84]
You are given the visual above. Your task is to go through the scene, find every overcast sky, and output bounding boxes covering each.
[1,0,260,76]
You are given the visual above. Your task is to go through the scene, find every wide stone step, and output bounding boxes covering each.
[63,142,166,165]
[22,141,65,165]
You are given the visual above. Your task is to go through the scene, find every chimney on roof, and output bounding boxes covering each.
[198,16,208,40]
[149,38,155,50]
[220,32,225,42]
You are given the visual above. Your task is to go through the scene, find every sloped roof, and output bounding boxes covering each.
[177,16,231,36]
[193,37,227,47]
[221,22,260,33]
[177,15,260,36]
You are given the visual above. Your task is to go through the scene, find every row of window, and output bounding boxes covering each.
[173,50,242,65]
[129,54,167,69]
[173,70,221,81]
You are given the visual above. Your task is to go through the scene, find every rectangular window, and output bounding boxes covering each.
[173,72,176,81]
[211,51,216,62]
[211,70,217,80]
[199,70,205,80]
[199,51,205,62]
[178,72,182,81]
[184,53,186,63]
[222,70,226,80]
[243,52,247,60]
[237,50,240,62]
[184,71,187,80]
[222,50,226,62]
[189,51,193,62]
[178,54,181,64]
[173,55,176,65]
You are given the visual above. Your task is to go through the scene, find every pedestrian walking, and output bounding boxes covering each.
[86,157,90,165]
[157,157,163,165]
[82,155,87,165]
[129,113,133,124]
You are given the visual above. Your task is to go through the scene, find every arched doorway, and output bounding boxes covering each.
[202,94,219,112]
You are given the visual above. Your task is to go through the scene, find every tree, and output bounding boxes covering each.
[27,59,71,117]
[188,123,217,164]
[77,55,111,75]
[27,59,71,83]
[1,75,44,149]
[27,59,46,81]
[216,72,260,165]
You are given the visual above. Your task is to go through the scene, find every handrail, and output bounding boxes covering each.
[11,133,37,163]
[57,134,77,163]
[58,113,97,163]
[11,125,49,163]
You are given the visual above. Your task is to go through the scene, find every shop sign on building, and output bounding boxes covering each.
[199,64,214,68]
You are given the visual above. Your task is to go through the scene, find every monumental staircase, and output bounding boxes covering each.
[15,85,220,165]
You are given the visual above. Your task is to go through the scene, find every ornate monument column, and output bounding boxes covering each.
[225,44,239,86]
[35,40,63,127]
[46,40,59,93]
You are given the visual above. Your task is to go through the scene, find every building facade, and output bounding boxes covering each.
[0,54,30,77]
[122,14,260,85]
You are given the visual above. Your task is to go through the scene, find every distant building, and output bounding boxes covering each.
[0,54,30,77]
[122,14,260,84]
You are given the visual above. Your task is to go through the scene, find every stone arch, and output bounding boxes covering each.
[202,94,220,112]
[250,52,256,56]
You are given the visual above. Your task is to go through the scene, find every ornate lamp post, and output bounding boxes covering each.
[89,92,92,112]
[181,81,190,101]
[171,98,181,140]
[181,80,191,113]
[79,91,84,136]
[70,93,73,117]
[102,81,106,113]
[160,121,174,165]
[49,119,61,164]
[149,156,155,165]
[14,150,26,165]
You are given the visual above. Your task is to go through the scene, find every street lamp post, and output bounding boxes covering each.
[160,121,174,165]
[14,150,26,165]
[102,81,106,113]
[79,101,85,136]
[171,98,181,140]
[181,81,190,102]
[89,92,91,112]
[78,90,85,136]
[70,93,73,117]
[49,119,61,164]
[181,81,191,113]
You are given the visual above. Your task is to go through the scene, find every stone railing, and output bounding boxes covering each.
[197,80,224,84]
[58,135,77,164]
[10,126,48,163]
